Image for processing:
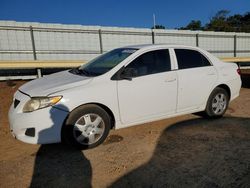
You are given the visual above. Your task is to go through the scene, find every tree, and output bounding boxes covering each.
[214,10,230,20]
[227,14,243,32]
[205,10,231,31]
[240,12,250,32]
[179,10,250,33]
[180,20,203,30]
[151,25,165,29]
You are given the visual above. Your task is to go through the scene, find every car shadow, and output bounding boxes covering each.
[110,116,250,188]
[30,104,92,188]
[30,144,92,188]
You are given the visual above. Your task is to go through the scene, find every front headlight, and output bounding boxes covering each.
[23,96,62,112]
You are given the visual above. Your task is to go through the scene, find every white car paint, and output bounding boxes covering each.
[118,71,178,124]
[19,70,93,96]
[176,66,217,112]
[8,44,241,144]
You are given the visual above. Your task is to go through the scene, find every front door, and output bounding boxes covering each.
[117,49,178,124]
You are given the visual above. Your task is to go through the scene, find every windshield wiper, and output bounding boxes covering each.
[69,68,89,76]
[70,68,99,77]
[79,69,92,76]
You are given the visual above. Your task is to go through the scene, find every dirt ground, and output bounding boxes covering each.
[0,79,250,188]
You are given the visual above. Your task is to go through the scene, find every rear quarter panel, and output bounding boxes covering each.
[216,61,241,101]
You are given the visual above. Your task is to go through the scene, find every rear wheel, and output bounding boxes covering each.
[204,87,229,118]
[62,104,111,149]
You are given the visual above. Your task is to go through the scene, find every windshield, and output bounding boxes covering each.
[78,48,137,76]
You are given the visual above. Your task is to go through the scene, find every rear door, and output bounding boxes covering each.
[174,49,217,112]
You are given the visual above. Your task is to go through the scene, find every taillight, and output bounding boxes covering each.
[237,68,241,75]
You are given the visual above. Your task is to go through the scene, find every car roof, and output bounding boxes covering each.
[124,44,200,50]
[122,44,220,65]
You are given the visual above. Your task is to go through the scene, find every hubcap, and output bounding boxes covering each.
[212,93,227,115]
[73,113,105,145]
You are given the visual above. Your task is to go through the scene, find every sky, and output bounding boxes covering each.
[0,0,249,29]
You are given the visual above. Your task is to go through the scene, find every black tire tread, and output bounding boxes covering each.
[204,87,229,118]
[62,104,111,150]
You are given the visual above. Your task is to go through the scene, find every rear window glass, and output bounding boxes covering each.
[175,49,211,69]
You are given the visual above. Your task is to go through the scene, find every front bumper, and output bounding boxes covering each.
[8,90,68,144]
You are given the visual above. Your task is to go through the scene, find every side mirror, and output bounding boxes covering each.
[120,67,137,81]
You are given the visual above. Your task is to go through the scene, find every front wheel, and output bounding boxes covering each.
[62,104,111,149]
[204,87,229,118]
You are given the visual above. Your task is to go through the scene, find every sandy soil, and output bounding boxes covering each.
[0,80,249,188]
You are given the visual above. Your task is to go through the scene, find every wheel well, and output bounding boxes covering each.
[216,84,231,100]
[86,103,116,129]
[61,103,116,143]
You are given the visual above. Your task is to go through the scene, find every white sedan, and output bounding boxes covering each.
[8,44,241,149]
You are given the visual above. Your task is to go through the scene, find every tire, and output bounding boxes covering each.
[62,104,111,149]
[204,87,229,118]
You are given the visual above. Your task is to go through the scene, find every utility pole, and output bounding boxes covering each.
[153,14,156,29]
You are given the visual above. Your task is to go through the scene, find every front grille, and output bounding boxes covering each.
[14,99,20,108]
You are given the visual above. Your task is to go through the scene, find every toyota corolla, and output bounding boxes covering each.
[8,44,241,149]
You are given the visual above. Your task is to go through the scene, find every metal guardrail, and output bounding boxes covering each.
[0,57,249,68]
[0,60,85,80]
[0,57,249,81]
[221,57,250,63]
[0,60,85,69]
[221,57,250,73]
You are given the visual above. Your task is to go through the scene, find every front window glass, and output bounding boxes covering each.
[77,48,137,76]
[124,49,171,77]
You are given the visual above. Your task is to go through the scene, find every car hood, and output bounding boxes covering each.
[19,70,93,96]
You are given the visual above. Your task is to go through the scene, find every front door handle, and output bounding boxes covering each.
[207,72,216,76]
[165,78,177,82]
